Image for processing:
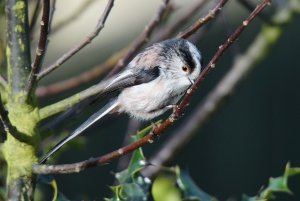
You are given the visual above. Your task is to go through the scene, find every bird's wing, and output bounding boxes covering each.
[103,66,160,93]
[40,66,161,164]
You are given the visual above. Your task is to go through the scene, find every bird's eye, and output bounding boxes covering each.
[182,66,189,73]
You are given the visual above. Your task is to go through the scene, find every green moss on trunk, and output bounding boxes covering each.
[2,101,40,200]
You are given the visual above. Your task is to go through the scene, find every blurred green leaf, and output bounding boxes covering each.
[0,187,5,201]
[152,175,181,201]
[241,195,266,201]
[38,175,70,201]
[152,166,215,201]
[243,163,300,201]
[176,168,217,201]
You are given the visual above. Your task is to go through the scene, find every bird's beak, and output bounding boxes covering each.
[189,78,194,85]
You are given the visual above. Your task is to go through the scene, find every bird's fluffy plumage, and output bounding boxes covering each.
[40,38,202,163]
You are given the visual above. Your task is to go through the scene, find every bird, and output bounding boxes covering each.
[40,38,203,164]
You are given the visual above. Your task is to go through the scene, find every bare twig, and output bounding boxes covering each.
[36,48,126,97]
[116,119,141,172]
[33,0,271,174]
[38,79,107,120]
[29,0,41,33]
[37,0,115,80]
[157,0,207,40]
[50,0,95,35]
[48,0,56,33]
[110,0,170,75]
[26,0,50,98]
[177,0,228,39]
[238,0,274,25]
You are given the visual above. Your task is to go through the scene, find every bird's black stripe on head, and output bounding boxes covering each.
[178,42,195,71]
[156,39,197,70]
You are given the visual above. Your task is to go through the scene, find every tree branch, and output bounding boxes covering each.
[38,79,107,120]
[33,0,271,174]
[48,0,56,33]
[6,0,31,99]
[37,0,115,80]
[26,0,50,100]
[29,0,41,34]
[238,0,274,25]
[156,0,207,40]
[50,0,94,35]
[36,48,126,97]
[177,0,228,39]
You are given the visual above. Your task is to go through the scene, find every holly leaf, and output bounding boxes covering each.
[37,175,70,201]
[243,163,300,201]
[106,122,161,201]
[176,167,217,201]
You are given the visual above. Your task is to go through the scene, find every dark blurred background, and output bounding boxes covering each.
[31,0,300,200]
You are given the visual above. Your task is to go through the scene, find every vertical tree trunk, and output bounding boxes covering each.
[3,0,38,200]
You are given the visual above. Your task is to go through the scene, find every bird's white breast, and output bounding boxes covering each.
[117,76,191,120]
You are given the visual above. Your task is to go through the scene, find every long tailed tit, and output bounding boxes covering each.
[40,38,203,164]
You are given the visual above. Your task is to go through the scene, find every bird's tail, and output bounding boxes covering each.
[39,100,119,164]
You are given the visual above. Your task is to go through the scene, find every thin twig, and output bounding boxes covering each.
[50,0,95,35]
[36,48,126,97]
[157,0,207,40]
[37,0,115,81]
[177,0,228,39]
[29,0,41,34]
[48,0,56,33]
[238,0,274,25]
[33,0,271,174]
[38,70,133,120]
[110,0,170,76]
[26,0,50,99]
[115,119,141,172]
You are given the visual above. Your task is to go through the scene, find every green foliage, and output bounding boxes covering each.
[152,174,181,201]
[243,163,300,201]
[176,168,217,201]
[152,166,216,201]
[105,123,300,201]
[105,124,158,201]
[0,1,4,15]
[0,187,5,201]
[36,175,70,201]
